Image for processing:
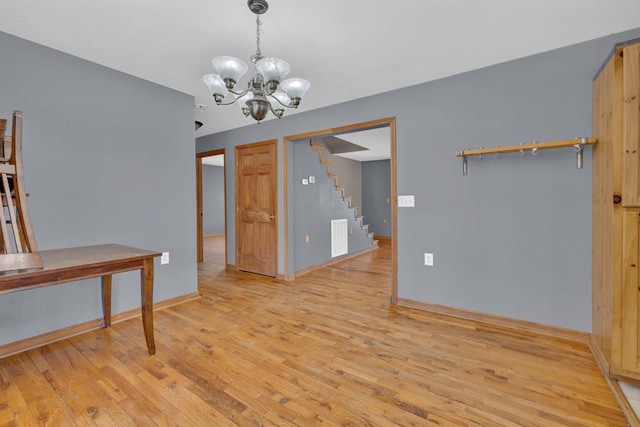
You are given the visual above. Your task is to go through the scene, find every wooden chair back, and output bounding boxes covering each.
[0,111,42,272]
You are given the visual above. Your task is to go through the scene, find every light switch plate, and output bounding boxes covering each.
[302,178,309,185]
[424,253,433,266]
[161,252,170,265]
[398,195,415,207]
[309,176,315,184]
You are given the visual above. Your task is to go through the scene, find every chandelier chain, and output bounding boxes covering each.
[255,15,262,58]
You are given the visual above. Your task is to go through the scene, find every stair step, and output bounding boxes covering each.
[336,185,345,194]
[310,144,324,154]
[320,159,331,168]
[328,173,338,182]
[356,216,364,225]
[373,240,379,247]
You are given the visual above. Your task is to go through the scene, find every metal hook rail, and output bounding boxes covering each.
[454,137,597,175]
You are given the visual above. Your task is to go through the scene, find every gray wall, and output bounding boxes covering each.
[292,142,373,272]
[362,160,391,237]
[197,27,640,332]
[202,164,225,235]
[0,32,197,345]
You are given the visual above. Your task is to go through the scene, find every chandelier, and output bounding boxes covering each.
[202,0,311,123]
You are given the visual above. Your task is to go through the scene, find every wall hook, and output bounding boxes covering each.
[531,142,538,156]
[574,137,587,169]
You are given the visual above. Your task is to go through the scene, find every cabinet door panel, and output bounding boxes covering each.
[621,211,640,372]
[622,44,640,207]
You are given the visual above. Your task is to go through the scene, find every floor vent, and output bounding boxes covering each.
[331,219,348,258]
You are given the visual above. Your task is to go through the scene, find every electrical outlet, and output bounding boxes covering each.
[161,252,170,265]
[424,253,433,266]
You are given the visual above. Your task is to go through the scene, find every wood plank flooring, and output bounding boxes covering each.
[0,236,628,425]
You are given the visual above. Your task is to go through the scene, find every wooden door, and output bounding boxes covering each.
[235,140,277,276]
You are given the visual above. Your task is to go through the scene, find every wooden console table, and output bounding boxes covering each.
[0,244,161,355]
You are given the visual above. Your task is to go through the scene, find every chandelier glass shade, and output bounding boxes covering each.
[202,0,310,123]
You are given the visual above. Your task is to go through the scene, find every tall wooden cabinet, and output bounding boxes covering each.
[592,40,640,381]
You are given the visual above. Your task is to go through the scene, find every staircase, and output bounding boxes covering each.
[310,140,378,248]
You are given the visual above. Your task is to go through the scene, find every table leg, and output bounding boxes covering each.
[141,258,156,355]
[101,275,112,328]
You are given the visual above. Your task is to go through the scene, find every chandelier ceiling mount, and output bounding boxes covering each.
[247,0,268,15]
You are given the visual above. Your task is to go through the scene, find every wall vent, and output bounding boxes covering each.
[331,219,348,258]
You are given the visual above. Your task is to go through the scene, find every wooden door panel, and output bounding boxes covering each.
[239,151,254,168]
[241,223,254,256]
[621,211,637,370]
[621,210,640,373]
[240,174,255,209]
[236,141,277,277]
[257,151,271,166]
[257,173,271,210]
[255,222,271,258]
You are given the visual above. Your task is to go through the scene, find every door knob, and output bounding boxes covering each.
[269,215,275,220]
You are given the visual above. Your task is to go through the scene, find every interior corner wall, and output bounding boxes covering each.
[197,26,640,332]
[362,160,392,237]
[202,165,225,235]
[0,31,197,345]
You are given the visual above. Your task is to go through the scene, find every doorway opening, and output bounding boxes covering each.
[283,117,398,303]
[196,149,227,271]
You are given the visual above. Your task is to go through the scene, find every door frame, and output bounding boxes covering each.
[283,117,398,303]
[196,148,227,264]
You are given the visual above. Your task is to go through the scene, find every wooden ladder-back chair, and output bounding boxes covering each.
[0,110,42,272]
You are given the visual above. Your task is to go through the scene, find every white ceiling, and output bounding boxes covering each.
[331,128,391,162]
[1,1,638,137]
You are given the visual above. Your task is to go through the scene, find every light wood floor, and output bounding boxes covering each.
[0,236,628,426]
